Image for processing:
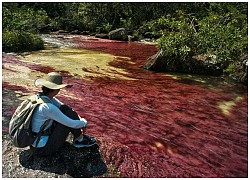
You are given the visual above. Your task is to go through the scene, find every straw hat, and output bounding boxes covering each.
[34,72,72,89]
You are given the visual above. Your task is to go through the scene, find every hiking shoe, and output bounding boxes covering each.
[73,134,96,148]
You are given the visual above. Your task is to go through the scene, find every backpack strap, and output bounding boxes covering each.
[34,119,51,147]
[31,95,52,147]
[30,94,52,104]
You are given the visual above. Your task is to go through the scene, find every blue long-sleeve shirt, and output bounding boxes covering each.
[31,95,87,147]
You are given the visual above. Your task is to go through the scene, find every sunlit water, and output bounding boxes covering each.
[2,34,248,177]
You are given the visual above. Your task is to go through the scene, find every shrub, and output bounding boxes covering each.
[156,11,198,60]
[3,30,44,52]
[3,4,49,33]
[3,4,47,52]
[196,11,247,66]
[154,7,247,70]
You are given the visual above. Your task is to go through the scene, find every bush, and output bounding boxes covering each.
[3,30,44,52]
[156,11,198,60]
[155,7,247,70]
[3,4,47,52]
[3,4,49,33]
[196,11,247,66]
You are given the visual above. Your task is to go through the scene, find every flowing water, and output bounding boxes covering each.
[2,34,248,177]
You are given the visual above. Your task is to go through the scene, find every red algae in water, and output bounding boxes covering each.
[3,82,30,93]
[2,35,248,178]
[70,35,247,178]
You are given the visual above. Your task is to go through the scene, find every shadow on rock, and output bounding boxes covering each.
[19,142,107,178]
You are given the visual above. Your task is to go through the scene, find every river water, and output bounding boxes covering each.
[2,34,248,177]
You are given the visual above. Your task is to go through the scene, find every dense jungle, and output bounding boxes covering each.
[2,2,248,178]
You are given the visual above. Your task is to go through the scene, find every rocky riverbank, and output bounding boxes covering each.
[2,69,121,178]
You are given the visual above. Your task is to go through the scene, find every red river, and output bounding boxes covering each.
[2,35,248,177]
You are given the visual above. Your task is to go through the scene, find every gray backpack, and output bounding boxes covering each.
[9,95,51,148]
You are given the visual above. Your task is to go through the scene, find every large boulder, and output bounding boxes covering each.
[108,28,128,41]
[143,50,223,76]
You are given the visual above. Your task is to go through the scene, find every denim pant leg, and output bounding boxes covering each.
[59,105,82,138]
[31,105,82,156]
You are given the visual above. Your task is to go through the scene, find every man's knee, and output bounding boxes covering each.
[59,104,79,120]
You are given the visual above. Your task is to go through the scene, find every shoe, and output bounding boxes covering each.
[73,134,96,148]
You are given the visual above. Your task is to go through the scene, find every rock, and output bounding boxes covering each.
[81,31,90,35]
[128,35,139,42]
[108,28,128,41]
[144,32,153,38]
[70,30,81,34]
[143,50,166,71]
[95,34,109,39]
[19,142,107,178]
[136,24,150,37]
[50,30,69,35]
[143,50,223,76]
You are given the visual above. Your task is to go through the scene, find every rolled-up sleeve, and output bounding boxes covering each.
[51,97,63,108]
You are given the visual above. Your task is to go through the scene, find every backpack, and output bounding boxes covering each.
[9,94,51,148]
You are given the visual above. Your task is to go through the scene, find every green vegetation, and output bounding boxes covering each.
[2,2,247,82]
[153,5,247,73]
[3,3,48,52]
[3,30,44,52]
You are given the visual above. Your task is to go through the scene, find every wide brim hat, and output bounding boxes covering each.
[34,72,72,89]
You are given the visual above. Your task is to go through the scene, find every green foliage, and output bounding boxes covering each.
[156,11,198,60]
[3,30,44,52]
[2,1,248,79]
[2,3,48,52]
[224,63,236,74]
[154,3,247,69]
[120,17,133,30]
[3,4,49,33]
[197,5,247,65]
[96,23,113,34]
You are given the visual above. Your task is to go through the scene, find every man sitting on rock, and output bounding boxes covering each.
[30,72,96,156]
